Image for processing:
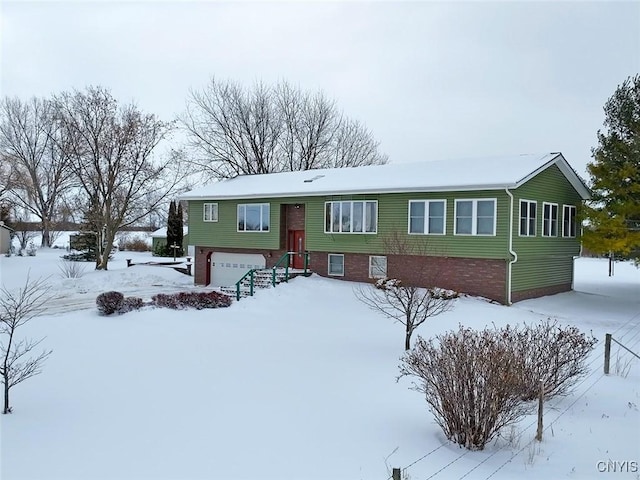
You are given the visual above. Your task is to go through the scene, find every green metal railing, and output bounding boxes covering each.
[234,251,310,301]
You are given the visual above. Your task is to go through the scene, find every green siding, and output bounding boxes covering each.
[510,164,583,292]
[188,191,511,259]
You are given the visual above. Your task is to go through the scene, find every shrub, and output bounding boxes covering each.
[399,327,530,451]
[96,291,124,315]
[120,238,151,252]
[118,296,144,314]
[509,320,598,400]
[152,291,232,310]
[58,259,87,279]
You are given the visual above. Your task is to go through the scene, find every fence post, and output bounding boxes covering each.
[392,467,401,480]
[604,333,612,374]
[535,381,544,441]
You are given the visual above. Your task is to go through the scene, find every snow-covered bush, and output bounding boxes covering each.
[96,291,125,315]
[399,326,530,451]
[26,242,37,256]
[152,291,232,310]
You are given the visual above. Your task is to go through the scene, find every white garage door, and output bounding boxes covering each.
[211,252,266,287]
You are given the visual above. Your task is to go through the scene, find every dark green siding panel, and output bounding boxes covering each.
[511,256,573,291]
[512,164,582,259]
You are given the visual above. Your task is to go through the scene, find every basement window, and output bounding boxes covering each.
[369,256,387,279]
[328,254,345,276]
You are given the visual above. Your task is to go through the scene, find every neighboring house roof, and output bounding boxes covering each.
[180,153,591,201]
[150,226,188,238]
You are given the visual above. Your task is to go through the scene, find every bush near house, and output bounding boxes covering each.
[96,291,144,315]
[151,291,232,310]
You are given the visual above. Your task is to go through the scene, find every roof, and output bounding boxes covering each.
[150,226,188,238]
[180,153,591,201]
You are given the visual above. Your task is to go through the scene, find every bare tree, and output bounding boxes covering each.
[0,97,75,247]
[181,78,387,179]
[0,156,14,201]
[54,86,187,270]
[0,276,52,414]
[355,231,457,350]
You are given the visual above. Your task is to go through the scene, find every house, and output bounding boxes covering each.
[150,227,189,255]
[180,153,590,304]
[0,221,13,254]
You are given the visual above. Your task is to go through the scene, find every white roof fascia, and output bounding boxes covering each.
[514,153,591,200]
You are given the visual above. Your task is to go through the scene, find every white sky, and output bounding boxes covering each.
[1,1,639,178]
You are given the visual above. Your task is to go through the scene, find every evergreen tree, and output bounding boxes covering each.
[584,75,640,261]
[176,202,184,254]
[165,200,178,257]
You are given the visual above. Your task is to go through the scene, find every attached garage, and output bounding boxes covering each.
[207,252,266,287]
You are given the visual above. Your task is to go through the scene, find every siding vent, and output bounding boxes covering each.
[303,174,325,183]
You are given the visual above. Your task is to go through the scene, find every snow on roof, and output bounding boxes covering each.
[180,153,591,201]
[150,226,188,238]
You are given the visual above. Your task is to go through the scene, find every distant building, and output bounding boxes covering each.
[0,221,14,253]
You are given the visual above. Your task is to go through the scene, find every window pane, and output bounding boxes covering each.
[457,201,472,217]
[530,202,536,219]
[410,201,425,218]
[456,217,472,234]
[429,201,444,217]
[332,203,340,232]
[410,217,424,234]
[341,202,352,232]
[237,205,245,231]
[428,201,444,234]
[428,217,444,234]
[520,218,527,235]
[370,256,387,278]
[261,204,270,231]
[477,200,494,217]
[328,255,344,275]
[520,201,527,218]
[365,202,377,232]
[353,202,363,232]
[245,205,261,231]
[529,218,535,235]
[325,203,331,232]
[477,218,494,235]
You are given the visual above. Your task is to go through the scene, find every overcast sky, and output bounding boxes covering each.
[1,1,639,178]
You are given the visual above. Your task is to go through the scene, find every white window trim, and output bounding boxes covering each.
[562,204,577,238]
[407,200,447,235]
[324,200,378,234]
[203,202,219,222]
[518,199,536,237]
[369,255,387,279]
[454,198,497,236]
[237,203,270,233]
[327,254,345,277]
[542,202,559,237]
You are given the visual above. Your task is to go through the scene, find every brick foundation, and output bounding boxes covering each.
[511,283,572,303]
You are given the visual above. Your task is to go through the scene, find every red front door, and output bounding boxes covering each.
[289,230,305,269]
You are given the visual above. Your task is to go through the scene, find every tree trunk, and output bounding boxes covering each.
[3,374,9,414]
[405,328,412,351]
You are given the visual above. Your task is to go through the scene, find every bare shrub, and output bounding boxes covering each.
[119,238,150,252]
[58,259,87,279]
[356,278,457,350]
[152,291,232,310]
[509,320,598,400]
[96,291,124,315]
[399,327,530,451]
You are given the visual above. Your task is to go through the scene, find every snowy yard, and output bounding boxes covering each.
[0,249,638,480]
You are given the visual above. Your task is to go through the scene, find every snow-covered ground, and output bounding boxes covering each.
[0,248,638,480]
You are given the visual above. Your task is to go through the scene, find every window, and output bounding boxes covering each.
[369,256,387,278]
[563,205,577,238]
[328,254,344,276]
[203,203,218,222]
[324,201,377,234]
[237,203,270,232]
[519,200,536,236]
[542,202,558,237]
[454,199,496,235]
[409,200,446,235]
